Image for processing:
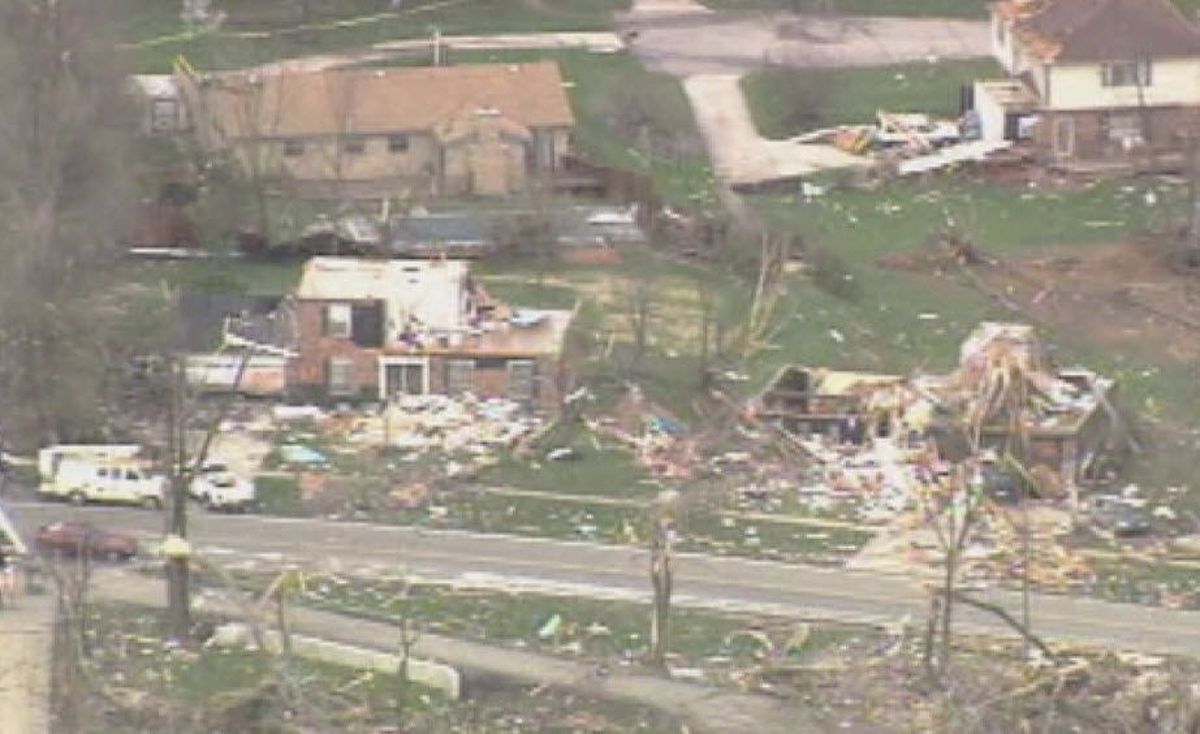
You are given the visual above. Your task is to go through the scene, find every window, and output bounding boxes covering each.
[328,358,355,396]
[1102,112,1144,145]
[341,137,365,155]
[995,20,1006,46]
[387,134,409,153]
[507,359,536,403]
[282,139,305,157]
[446,359,475,396]
[325,303,352,338]
[1101,60,1152,88]
[126,469,140,481]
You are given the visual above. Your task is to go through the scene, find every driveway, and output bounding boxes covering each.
[621,10,991,187]
[685,74,868,188]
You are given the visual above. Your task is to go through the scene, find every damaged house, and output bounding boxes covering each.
[977,0,1200,166]
[177,61,575,199]
[757,323,1119,492]
[284,257,574,408]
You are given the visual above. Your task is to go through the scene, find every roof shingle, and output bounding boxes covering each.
[202,61,574,139]
[996,0,1200,62]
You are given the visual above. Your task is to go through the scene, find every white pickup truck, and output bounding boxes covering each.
[38,446,165,509]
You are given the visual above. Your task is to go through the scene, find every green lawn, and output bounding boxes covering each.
[117,0,629,73]
[742,59,1001,139]
[478,427,657,499]
[746,176,1195,409]
[291,574,878,671]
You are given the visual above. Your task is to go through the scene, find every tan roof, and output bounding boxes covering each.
[200,61,574,140]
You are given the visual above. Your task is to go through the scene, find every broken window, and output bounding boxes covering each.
[446,359,475,395]
[1101,60,1151,88]
[507,359,536,403]
[328,357,355,396]
[387,134,409,153]
[324,303,352,339]
[282,139,305,157]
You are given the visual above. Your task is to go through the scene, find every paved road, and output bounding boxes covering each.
[97,569,815,734]
[10,502,1200,657]
[622,12,990,76]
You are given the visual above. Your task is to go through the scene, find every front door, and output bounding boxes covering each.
[1053,116,1075,159]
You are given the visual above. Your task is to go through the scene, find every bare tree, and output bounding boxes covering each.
[0,0,136,446]
[920,341,1057,681]
[742,232,792,361]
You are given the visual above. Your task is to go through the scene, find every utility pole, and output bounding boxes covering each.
[164,356,191,641]
[649,514,674,668]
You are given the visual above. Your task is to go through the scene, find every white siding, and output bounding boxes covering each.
[1046,58,1200,110]
[990,14,1018,74]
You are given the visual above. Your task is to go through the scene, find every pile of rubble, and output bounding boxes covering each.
[324,394,543,458]
[747,322,1126,584]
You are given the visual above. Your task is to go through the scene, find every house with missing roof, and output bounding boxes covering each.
[976,0,1200,164]
[177,62,575,199]
[285,257,574,408]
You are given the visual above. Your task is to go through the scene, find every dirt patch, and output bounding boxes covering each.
[889,239,1200,365]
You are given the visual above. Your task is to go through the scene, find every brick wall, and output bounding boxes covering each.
[289,300,380,397]
[1039,106,1200,161]
[291,300,571,407]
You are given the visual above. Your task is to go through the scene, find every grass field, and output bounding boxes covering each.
[745,175,1196,415]
[742,59,1001,139]
[287,573,877,672]
[117,0,629,73]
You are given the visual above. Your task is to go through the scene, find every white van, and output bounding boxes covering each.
[40,451,164,509]
[38,445,141,485]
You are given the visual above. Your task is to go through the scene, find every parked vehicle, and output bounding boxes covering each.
[37,444,141,485]
[34,521,139,560]
[189,464,256,511]
[40,452,165,509]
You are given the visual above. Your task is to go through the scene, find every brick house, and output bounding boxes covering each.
[178,62,575,198]
[287,257,574,408]
[976,0,1200,164]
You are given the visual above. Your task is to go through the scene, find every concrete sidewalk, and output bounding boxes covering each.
[0,593,55,734]
[94,570,826,734]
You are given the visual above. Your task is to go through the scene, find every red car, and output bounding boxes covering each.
[35,521,139,560]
